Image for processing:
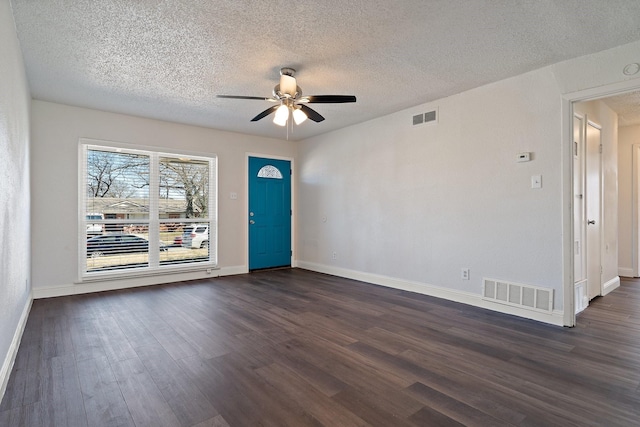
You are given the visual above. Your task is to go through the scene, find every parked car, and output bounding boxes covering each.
[181,225,209,249]
[86,213,104,236]
[86,234,167,257]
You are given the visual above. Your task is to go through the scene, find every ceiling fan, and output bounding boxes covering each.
[217,67,356,127]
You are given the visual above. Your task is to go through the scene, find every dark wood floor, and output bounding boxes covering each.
[2,269,640,426]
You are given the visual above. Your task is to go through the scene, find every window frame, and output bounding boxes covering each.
[78,139,218,281]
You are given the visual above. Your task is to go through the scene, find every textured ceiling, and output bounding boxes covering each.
[10,0,640,140]
[604,91,640,127]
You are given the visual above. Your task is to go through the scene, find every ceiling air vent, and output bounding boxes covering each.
[412,109,438,126]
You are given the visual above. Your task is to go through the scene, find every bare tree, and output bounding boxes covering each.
[86,151,208,218]
[160,159,208,218]
[87,150,149,198]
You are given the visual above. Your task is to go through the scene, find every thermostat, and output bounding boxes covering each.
[517,152,531,162]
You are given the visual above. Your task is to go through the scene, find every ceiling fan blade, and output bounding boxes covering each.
[217,95,273,101]
[299,104,325,122]
[302,95,357,103]
[251,105,279,122]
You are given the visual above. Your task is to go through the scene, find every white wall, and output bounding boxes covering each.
[618,124,640,276]
[298,67,564,322]
[30,100,296,296]
[296,40,640,325]
[0,0,32,399]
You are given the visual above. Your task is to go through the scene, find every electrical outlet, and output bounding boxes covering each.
[461,268,470,280]
[332,251,337,260]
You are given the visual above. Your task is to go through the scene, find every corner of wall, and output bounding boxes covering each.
[0,296,32,403]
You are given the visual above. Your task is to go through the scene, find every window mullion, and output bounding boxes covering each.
[210,158,217,264]
[148,152,160,267]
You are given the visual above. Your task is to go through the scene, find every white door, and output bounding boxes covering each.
[633,144,640,277]
[573,115,587,313]
[585,121,602,300]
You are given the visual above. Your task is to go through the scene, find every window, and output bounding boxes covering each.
[257,165,283,179]
[80,142,217,277]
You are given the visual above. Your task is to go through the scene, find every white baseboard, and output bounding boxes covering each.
[0,295,32,403]
[32,265,248,299]
[618,267,634,278]
[296,261,565,326]
[602,276,620,296]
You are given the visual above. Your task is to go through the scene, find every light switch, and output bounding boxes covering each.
[531,175,542,189]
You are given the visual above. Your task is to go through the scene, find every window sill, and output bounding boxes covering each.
[78,263,219,284]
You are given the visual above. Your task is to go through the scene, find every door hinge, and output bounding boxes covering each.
[290,209,292,216]
[599,144,603,153]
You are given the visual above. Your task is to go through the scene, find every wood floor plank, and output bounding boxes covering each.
[91,316,138,364]
[127,306,199,361]
[76,355,134,427]
[255,362,369,427]
[112,309,161,350]
[270,346,349,397]
[190,414,231,427]
[68,317,107,363]
[4,269,640,426]
[0,402,43,427]
[331,387,418,427]
[111,356,181,427]
[134,343,218,427]
[42,354,88,427]
[404,381,513,427]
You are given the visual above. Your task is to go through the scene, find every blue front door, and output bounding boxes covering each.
[248,157,292,270]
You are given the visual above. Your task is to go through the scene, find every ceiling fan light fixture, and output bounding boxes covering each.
[273,104,289,126]
[292,107,307,125]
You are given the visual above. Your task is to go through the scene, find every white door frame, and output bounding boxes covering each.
[563,78,640,327]
[632,144,640,277]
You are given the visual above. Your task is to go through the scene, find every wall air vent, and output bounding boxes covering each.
[483,278,553,313]
[412,109,438,126]
[424,110,437,123]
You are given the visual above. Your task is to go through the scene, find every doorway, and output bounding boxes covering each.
[248,156,292,270]
[568,85,640,325]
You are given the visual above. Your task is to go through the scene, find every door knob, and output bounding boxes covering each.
[588,220,596,225]
[250,220,255,224]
